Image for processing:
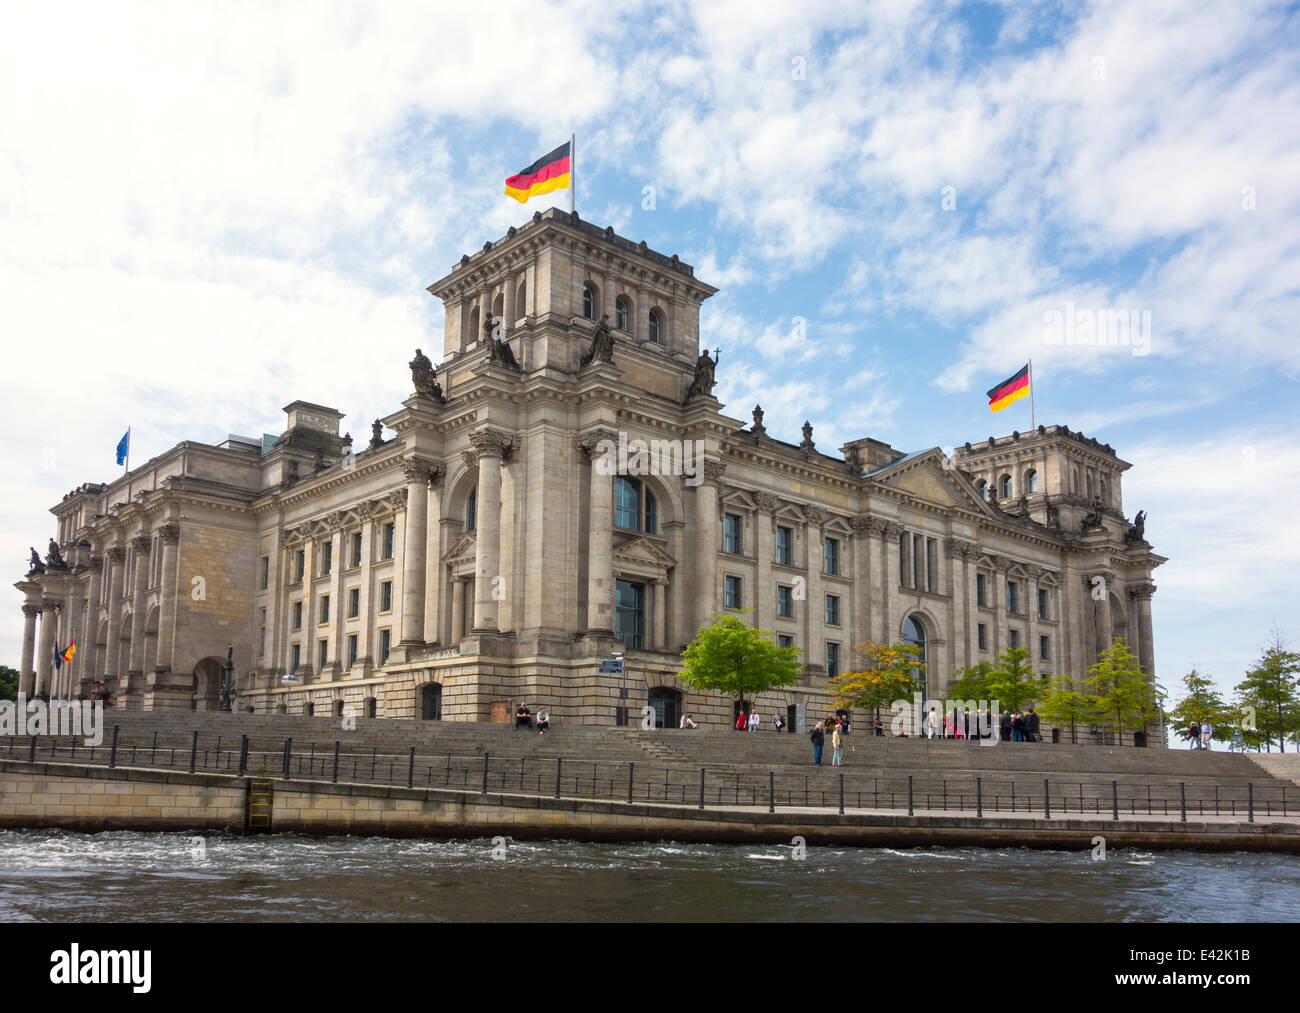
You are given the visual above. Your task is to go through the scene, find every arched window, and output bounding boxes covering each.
[467,487,477,532]
[583,282,597,320]
[467,305,480,342]
[645,490,657,535]
[975,479,989,502]
[516,280,526,321]
[1099,476,1107,503]
[492,292,503,321]
[902,615,928,701]
[1071,469,1079,495]
[648,308,663,343]
[615,295,630,331]
[1086,473,1094,499]
[1025,469,1038,494]
[616,476,641,530]
[999,474,1012,499]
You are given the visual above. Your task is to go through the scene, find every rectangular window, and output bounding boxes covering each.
[318,639,328,671]
[381,523,394,560]
[615,477,639,530]
[777,585,793,618]
[826,642,841,679]
[292,601,302,631]
[260,556,269,590]
[1009,629,1020,649]
[776,526,792,566]
[1040,635,1050,661]
[320,540,332,576]
[295,550,305,583]
[319,594,329,624]
[347,634,358,668]
[291,643,300,671]
[615,579,645,649]
[348,587,360,618]
[777,634,794,649]
[380,629,391,664]
[825,594,840,626]
[724,575,742,609]
[913,534,922,591]
[258,610,266,658]
[926,538,937,592]
[724,513,742,554]
[898,533,909,588]
[824,537,840,575]
[977,573,987,606]
[352,532,363,567]
[380,580,392,613]
[1038,588,1048,620]
[1007,581,1018,614]
[978,623,987,651]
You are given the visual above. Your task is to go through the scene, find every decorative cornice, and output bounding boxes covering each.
[880,521,905,539]
[22,604,40,618]
[754,492,781,514]
[130,534,151,554]
[105,546,126,564]
[158,523,181,545]
[803,505,829,528]
[944,537,976,559]
[702,459,727,485]
[1128,582,1156,600]
[575,427,619,462]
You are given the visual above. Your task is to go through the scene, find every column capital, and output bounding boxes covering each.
[879,521,905,540]
[944,537,976,559]
[158,523,181,545]
[575,427,619,462]
[41,597,63,612]
[701,459,727,486]
[87,552,104,572]
[468,428,515,461]
[755,493,781,515]
[391,488,409,510]
[130,534,151,554]
[402,458,443,485]
[22,603,41,618]
[803,505,829,529]
[105,545,126,564]
[1128,582,1157,601]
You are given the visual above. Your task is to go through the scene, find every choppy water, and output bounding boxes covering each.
[1,830,1297,921]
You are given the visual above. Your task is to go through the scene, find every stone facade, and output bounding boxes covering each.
[14,209,1165,738]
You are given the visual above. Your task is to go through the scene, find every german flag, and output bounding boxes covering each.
[61,639,76,665]
[504,141,571,203]
[987,364,1030,412]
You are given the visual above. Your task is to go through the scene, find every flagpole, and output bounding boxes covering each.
[569,132,575,215]
[125,426,130,475]
[1028,359,1035,430]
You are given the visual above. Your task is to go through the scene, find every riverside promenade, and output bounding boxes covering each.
[2,711,1297,851]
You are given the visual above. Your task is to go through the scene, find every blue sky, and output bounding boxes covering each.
[2,0,1298,707]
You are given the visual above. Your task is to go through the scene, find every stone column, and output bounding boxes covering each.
[1089,571,1114,660]
[80,555,103,695]
[804,507,828,676]
[946,540,969,674]
[1131,583,1156,675]
[471,430,511,633]
[503,272,517,335]
[355,522,374,672]
[155,525,180,678]
[35,599,58,698]
[991,561,1006,653]
[1027,570,1041,673]
[694,459,726,634]
[127,534,151,678]
[881,522,904,642]
[653,578,667,649]
[603,268,616,321]
[451,576,465,643]
[327,519,345,673]
[756,495,778,633]
[479,285,491,338]
[579,428,618,635]
[423,469,445,645]
[400,460,434,645]
[19,603,39,696]
[635,288,648,341]
[102,546,125,680]
[62,585,85,699]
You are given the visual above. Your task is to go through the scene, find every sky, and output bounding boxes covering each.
[2,0,1297,709]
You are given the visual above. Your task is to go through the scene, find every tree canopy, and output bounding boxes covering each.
[679,613,802,712]
[1083,637,1160,743]
[0,665,16,702]
[827,641,923,721]
[1233,631,1300,753]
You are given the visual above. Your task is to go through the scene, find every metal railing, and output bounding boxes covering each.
[4,728,1296,823]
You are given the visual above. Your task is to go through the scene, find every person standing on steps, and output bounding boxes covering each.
[1200,719,1213,750]
[831,721,844,767]
[810,722,825,766]
[926,706,938,739]
[748,710,761,733]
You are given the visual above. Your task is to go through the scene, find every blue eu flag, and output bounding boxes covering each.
[115,429,130,466]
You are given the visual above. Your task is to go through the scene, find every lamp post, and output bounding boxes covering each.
[218,643,236,713]
[612,649,626,726]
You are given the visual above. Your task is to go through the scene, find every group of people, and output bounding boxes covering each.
[514,702,549,734]
[733,711,787,732]
[1186,719,1214,749]
[809,715,849,766]
[921,707,1041,742]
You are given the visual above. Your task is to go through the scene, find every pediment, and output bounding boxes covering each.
[442,531,477,567]
[869,449,995,515]
[612,535,676,571]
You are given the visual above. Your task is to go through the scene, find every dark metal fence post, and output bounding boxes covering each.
[1043,779,1050,819]
[555,757,563,798]
[481,752,490,794]
[769,771,775,814]
[1248,783,1254,823]
[976,777,983,817]
[839,772,845,815]
[109,725,119,768]
[332,741,340,783]
[282,738,292,777]
[907,775,914,816]
[627,762,635,804]
[238,734,248,776]
[188,731,198,773]
[1112,780,1118,821]
[699,768,705,809]
[407,746,415,788]
[1180,782,1187,823]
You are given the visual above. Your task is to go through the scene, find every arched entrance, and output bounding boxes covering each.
[902,614,929,701]
[191,657,224,711]
[421,684,443,721]
[648,687,680,729]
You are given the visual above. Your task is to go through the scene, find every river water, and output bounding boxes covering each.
[1,829,1297,922]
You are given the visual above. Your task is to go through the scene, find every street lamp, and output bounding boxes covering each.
[219,643,237,713]
[612,649,627,725]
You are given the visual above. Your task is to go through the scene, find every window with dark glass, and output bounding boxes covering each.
[583,282,596,320]
[319,594,329,624]
[615,579,645,649]
[615,295,629,331]
[467,488,476,532]
[348,587,359,618]
[977,573,987,606]
[318,639,328,670]
[320,540,332,575]
[1038,588,1048,620]
[291,643,300,671]
[824,537,840,575]
[260,556,269,589]
[648,308,662,343]
[825,594,840,625]
[999,474,1012,498]
[902,615,928,699]
[351,532,362,567]
[724,513,742,554]
[826,642,841,679]
[1008,629,1020,649]
[616,476,640,530]
[380,580,392,613]
[778,634,794,648]
[294,550,305,583]
[347,634,358,667]
[776,526,792,565]
[725,575,741,609]
[1040,635,1049,661]
[380,629,391,664]
[292,601,302,630]
[381,523,394,560]
[1007,580,1018,614]
[777,585,793,618]
[978,623,987,650]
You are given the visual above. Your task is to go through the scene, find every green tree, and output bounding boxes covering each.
[1084,637,1160,743]
[679,613,802,715]
[1233,631,1300,753]
[0,665,17,702]
[1037,673,1096,744]
[1166,667,1233,743]
[828,641,923,726]
[987,646,1039,712]
[948,660,995,705]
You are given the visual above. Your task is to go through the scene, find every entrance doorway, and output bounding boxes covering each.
[421,684,442,721]
[648,687,680,729]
